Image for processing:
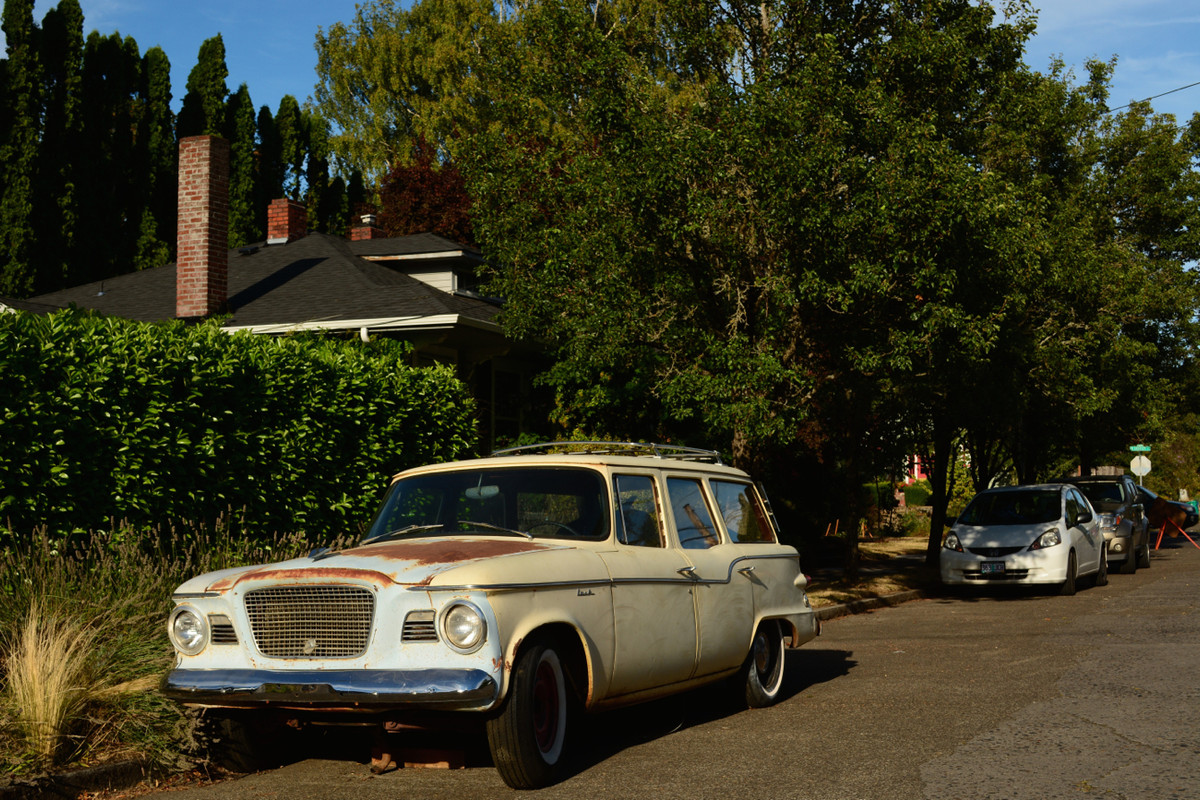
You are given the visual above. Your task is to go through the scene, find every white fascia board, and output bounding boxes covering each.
[222,313,503,336]
[361,251,467,262]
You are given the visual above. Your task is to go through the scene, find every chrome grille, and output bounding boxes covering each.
[244,585,374,658]
[402,610,438,642]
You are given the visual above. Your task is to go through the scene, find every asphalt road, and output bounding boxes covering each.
[154,541,1200,800]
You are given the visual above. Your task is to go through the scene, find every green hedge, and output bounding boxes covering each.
[0,309,478,537]
[904,480,932,507]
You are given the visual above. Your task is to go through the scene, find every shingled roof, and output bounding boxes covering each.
[30,232,502,337]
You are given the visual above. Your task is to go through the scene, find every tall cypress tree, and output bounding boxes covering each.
[225,83,259,247]
[304,110,332,232]
[0,0,42,297]
[77,31,142,283]
[255,103,282,232]
[133,45,174,270]
[275,94,305,199]
[33,0,84,292]
[177,34,228,138]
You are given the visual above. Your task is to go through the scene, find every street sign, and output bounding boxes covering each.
[1130,444,1152,453]
[1131,455,1152,477]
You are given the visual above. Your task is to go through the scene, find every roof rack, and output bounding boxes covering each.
[489,441,725,464]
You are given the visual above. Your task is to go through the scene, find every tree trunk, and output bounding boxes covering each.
[925,415,954,567]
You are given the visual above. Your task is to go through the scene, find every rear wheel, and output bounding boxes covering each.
[1060,550,1078,596]
[742,620,786,708]
[486,641,570,789]
[1119,544,1138,574]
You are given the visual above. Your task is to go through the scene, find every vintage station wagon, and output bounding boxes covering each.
[163,442,819,788]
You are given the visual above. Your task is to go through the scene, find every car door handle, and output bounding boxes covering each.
[677,566,697,579]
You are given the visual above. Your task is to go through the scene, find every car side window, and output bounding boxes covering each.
[711,480,776,543]
[613,475,663,547]
[666,477,720,549]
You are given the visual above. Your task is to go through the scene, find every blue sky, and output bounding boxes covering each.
[5,1,1200,123]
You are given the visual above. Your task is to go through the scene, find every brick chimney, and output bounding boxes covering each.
[350,213,385,241]
[176,135,229,318]
[267,198,307,244]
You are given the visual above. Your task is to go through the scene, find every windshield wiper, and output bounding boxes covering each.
[365,523,444,544]
[457,520,534,539]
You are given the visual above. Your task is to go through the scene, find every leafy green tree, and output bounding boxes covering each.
[314,0,499,178]
[177,34,227,138]
[0,0,41,297]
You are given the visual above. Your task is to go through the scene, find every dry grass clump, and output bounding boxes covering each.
[3,602,103,767]
[0,523,344,775]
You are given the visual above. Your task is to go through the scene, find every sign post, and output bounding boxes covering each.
[1130,455,1151,485]
[1130,445,1152,485]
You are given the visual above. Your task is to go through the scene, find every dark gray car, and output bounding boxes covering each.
[1063,474,1150,573]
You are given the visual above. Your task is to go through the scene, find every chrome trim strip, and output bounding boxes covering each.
[413,553,801,592]
[162,668,497,709]
[172,592,220,600]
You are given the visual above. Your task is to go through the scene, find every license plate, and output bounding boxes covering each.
[981,561,1006,575]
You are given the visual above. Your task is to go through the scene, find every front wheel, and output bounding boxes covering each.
[1060,550,1078,596]
[742,620,786,708]
[1094,546,1109,587]
[1137,542,1152,569]
[486,641,570,789]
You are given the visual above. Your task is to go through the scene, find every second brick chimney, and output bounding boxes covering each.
[268,198,307,244]
[176,136,229,318]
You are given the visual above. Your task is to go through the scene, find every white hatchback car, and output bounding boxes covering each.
[163,443,819,788]
[940,483,1108,595]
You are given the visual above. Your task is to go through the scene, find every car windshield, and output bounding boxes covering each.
[959,489,1061,526]
[363,466,609,543]
[1077,483,1123,505]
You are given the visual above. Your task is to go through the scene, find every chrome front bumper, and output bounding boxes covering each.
[162,668,498,710]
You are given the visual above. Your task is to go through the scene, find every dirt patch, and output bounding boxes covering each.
[807,536,935,608]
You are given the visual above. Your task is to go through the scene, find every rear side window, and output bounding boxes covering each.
[711,481,776,543]
[666,478,720,549]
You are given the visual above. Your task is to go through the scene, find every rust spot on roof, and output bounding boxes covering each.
[207,567,396,592]
[346,539,556,566]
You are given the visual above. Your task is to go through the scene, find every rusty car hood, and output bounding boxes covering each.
[176,537,579,594]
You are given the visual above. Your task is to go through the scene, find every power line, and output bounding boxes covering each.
[1105,80,1200,114]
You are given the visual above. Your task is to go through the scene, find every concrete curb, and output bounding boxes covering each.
[814,588,926,622]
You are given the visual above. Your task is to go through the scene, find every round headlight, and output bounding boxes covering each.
[943,532,963,552]
[442,602,486,652]
[169,606,209,655]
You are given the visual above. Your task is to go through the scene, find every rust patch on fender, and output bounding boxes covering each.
[208,567,396,592]
[345,539,556,566]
